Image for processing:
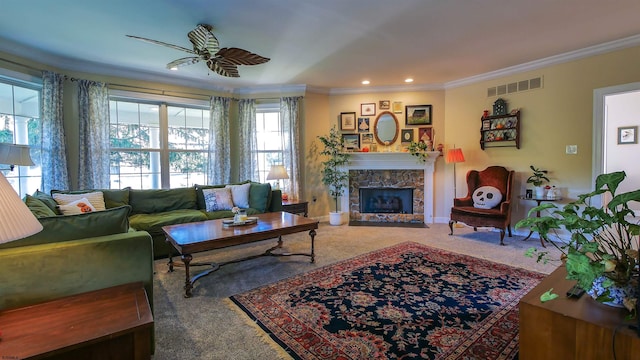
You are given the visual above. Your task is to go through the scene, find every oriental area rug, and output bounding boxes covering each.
[229,242,545,360]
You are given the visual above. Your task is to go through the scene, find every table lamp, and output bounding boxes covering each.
[266,164,289,201]
[0,143,42,243]
[445,147,465,198]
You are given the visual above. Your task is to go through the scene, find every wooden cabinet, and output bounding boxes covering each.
[519,266,640,359]
[480,111,520,149]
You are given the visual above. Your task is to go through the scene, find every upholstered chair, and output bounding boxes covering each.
[449,166,514,245]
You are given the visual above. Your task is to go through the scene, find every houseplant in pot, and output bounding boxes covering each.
[318,126,351,225]
[516,171,640,313]
[526,165,549,198]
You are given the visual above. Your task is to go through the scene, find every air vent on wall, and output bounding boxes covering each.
[487,76,543,97]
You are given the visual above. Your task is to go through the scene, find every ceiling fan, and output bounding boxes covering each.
[126,24,270,78]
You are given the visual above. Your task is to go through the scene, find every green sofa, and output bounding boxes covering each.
[35,181,283,258]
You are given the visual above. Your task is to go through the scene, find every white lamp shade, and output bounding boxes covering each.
[0,143,35,167]
[266,165,289,180]
[0,173,43,243]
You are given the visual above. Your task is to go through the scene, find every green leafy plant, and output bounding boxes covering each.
[526,165,550,187]
[516,171,640,312]
[318,126,351,212]
[407,141,429,163]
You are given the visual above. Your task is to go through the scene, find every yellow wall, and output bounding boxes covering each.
[2,44,640,224]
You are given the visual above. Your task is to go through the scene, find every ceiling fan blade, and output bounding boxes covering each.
[206,59,240,78]
[126,35,196,54]
[188,24,220,55]
[216,47,270,66]
[166,57,201,69]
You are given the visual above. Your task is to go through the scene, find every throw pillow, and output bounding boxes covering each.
[23,195,57,218]
[33,190,61,214]
[58,198,97,215]
[472,186,503,209]
[249,182,272,212]
[52,191,106,211]
[225,183,251,208]
[203,187,234,212]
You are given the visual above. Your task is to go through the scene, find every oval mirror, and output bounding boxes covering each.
[373,111,399,145]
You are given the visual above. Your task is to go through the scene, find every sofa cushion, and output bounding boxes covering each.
[203,187,235,211]
[51,188,130,209]
[129,209,208,236]
[129,188,197,214]
[32,190,61,214]
[194,181,250,210]
[52,191,106,211]
[24,195,58,218]
[0,205,132,249]
[249,182,272,212]
[225,183,251,208]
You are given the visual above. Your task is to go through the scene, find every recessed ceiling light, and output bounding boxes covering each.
[361,80,370,85]
[405,78,414,83]
[170,66,178,71]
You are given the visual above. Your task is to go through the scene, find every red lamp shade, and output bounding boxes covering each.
[445,148,465,163]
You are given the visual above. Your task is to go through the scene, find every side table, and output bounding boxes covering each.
[282,199,308,217]
[518,195,562,247]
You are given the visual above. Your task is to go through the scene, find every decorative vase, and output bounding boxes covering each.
[329,211,343,226]
[586,275,638,308]
[535,186,546,198]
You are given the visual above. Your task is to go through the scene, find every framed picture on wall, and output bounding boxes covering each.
[361,103,376,116]
[618,126,638,144]
[392,101,403,114]
[418,127,433,144]
[401,129,414,143]
[342,133,360,150]
[379,100,390,110]
[358,117,370,132]
[361,133,374,144]
[405,104,432,125]
[340,112,356,131]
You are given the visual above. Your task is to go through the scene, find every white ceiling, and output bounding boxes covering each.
[2,0,640,93]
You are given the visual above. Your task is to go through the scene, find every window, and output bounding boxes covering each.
[109,95,210,189]
[0,78,42,197]
[255,104,286,185]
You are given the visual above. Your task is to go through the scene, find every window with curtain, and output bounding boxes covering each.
[109,94,210,189]
[254,103,287,184]
[0,77,42,197]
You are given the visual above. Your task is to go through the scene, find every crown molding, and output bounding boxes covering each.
[445,33,640,89]
[329,83,444,95]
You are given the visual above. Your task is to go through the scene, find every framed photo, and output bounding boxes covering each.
[339,112,356,131]
[342,133,360,150]
[361,133,374,144]
[379,100,390,110]
[392,101,403,114]
[405,104,432,125]
[401,129,414,143]
[482,120,491,130]
[418,127,433,144]
[358,117,370,132]
[618,126,637,144]
[361,103,376,116]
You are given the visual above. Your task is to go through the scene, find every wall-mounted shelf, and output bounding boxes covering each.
[480,111,520,150]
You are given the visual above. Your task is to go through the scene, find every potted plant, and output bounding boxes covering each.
[318,126,351,225]
[516,171,640,312]
[526,165,550,197]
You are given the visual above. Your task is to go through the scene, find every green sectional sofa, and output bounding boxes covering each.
[24,181,282,258]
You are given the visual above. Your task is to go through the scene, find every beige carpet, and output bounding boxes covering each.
[151,222,561,360]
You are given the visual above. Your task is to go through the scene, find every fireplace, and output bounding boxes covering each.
[339,152,439,225]
[360,187,413,214]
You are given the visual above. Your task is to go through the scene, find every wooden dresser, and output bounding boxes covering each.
[519,266,639,359]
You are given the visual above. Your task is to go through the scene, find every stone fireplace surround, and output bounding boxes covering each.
[339,152,440,225]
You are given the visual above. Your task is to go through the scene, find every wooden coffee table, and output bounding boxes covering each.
[162,211,318,297]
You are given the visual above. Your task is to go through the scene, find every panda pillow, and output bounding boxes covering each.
[472,186,503,209]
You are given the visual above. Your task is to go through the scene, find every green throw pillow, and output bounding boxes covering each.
[249,182,272,212]
[0,205,132,249]
[32,190,61,214]
[23,195,57,218]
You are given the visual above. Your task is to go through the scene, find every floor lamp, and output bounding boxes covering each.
[445,147,465,198]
